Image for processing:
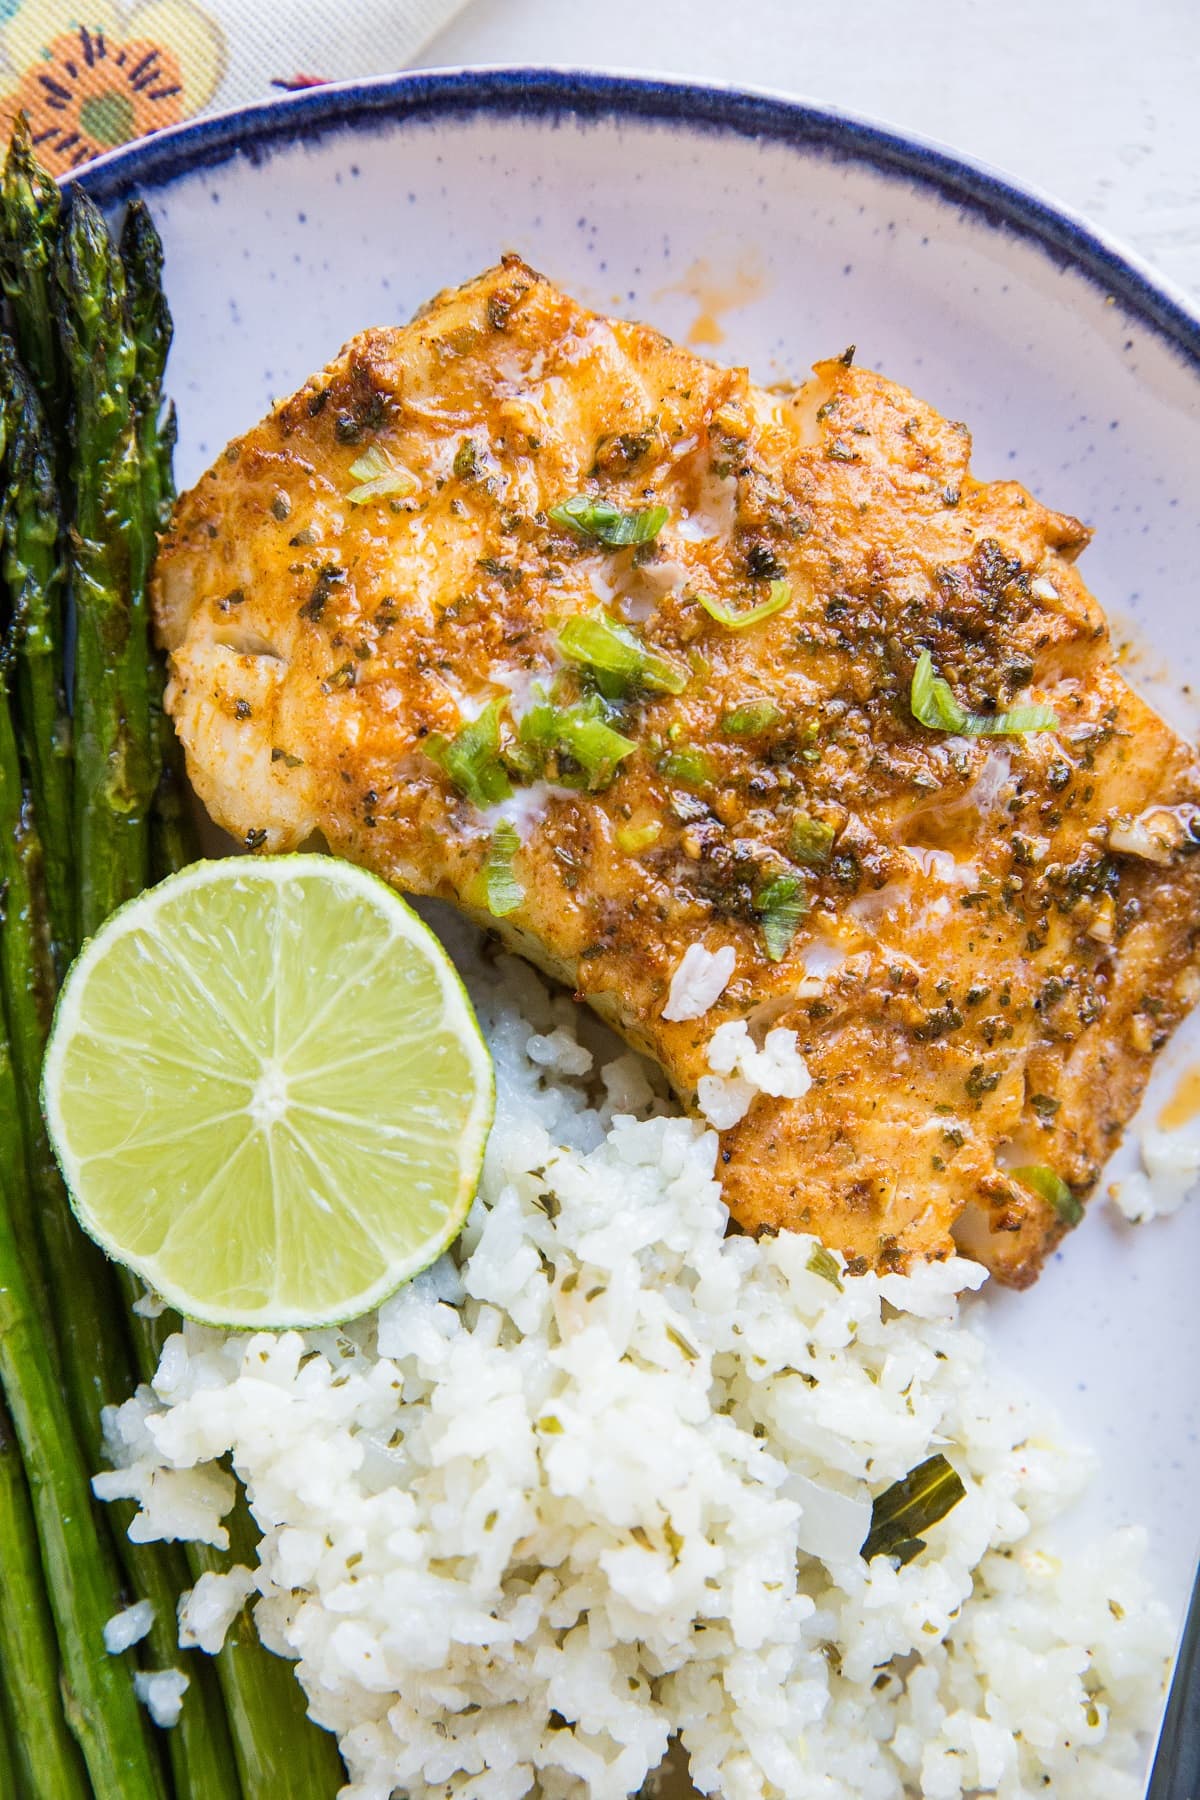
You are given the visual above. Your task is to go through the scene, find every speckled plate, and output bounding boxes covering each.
[79,64,1200,1694]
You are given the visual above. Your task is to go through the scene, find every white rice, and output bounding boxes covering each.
[661,944,737,1021]
[133,1668,189,1729]
[1112,1113,1200,1224]
[102,1598,156,1655]
[179,1566,258,1655]
[698,1021,811,1130]
[96,934,1171,1798]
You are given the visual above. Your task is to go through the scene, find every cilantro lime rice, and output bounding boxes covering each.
[95,926,1171,1798]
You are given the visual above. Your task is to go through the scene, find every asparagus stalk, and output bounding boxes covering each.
[120,1300,344,1796]
[118,197,338,1787]
[56,188,153,933]
[188,1491,346,1800]
[0,113,62,428]
[0,586,122,1430]
[118,1271,317,1800]
[0,1027,165,1795]
[0,1394,89,1799]
[135,1536,243,1798]
[50,189,244,1795]
[1,342,74,970]
[120,201,198,880]
[0,208,239,1793]
[157,397,178,525]
[121,200,165,827]
[0,641,55,1306]
[121,200,170,564]
[1,625,241,1800]
[0,1681,16,1798]
[148,653,199,878]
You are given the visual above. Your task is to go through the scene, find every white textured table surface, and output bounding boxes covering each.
[419,0,1200,306]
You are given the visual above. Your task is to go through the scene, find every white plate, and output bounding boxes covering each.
[83,65,1200,1647]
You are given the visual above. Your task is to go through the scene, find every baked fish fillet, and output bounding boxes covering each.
[153,256,1200,1286]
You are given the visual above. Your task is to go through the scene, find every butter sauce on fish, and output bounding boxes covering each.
[152,256,1200,1286]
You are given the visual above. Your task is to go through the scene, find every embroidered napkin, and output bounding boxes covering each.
[2,0,471,176]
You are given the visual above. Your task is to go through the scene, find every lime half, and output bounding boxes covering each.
[42,856,494,1328]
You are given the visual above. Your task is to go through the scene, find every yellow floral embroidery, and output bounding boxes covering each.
[0,0,225,173]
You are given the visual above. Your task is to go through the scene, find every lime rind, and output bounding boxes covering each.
[42,855,495,1329]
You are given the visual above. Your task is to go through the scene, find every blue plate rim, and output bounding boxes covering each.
[73,63,1200,380]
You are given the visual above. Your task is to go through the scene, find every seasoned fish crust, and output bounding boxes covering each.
[153,255,1200,1286]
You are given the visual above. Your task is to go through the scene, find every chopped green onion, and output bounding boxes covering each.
[616,819,663,854]
[756,872,808,962]
[660,746,716,789]
[861,1453,966,1566]
[425,699,512,809]
[722,699,782,736]
[696,579,792,631]
[512,699,556,749]
[910,650,1058,737]
[483,820,523,917]
[548,494,668,547]
[788,814,836,867]
[346,444,417,504]
[665,1324,699,1362]
[806,1245,843,1291]
[557,611,688,697]
[453,438,482,480]
[1011,1164,1083,1226]
[546,700,637,790]
[517,692,636,791]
